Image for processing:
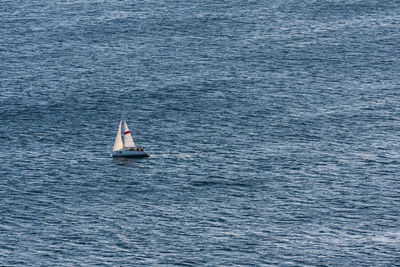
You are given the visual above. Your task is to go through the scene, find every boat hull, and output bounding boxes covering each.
[112,150,150,158]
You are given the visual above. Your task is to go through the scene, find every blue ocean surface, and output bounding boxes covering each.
[0,0,399,265]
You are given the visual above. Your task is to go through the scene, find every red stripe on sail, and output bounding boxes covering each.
[124,131,130,135]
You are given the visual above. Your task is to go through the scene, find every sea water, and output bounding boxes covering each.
[0,0,399,265]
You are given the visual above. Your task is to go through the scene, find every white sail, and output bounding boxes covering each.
[112,119,124,152]
[123,119,136,148]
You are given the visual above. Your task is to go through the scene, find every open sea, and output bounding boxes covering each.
[1,0,399,266]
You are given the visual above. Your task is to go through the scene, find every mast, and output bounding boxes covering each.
[112,119,124,151]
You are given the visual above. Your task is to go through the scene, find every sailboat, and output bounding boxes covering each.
[111,118,150,158]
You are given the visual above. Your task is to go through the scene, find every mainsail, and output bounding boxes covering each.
[112,119,124,152]
[123,119,136,148]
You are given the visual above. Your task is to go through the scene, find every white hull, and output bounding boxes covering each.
[112,150,150,158]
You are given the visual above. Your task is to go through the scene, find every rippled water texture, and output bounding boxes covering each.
[0,0,399,265]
